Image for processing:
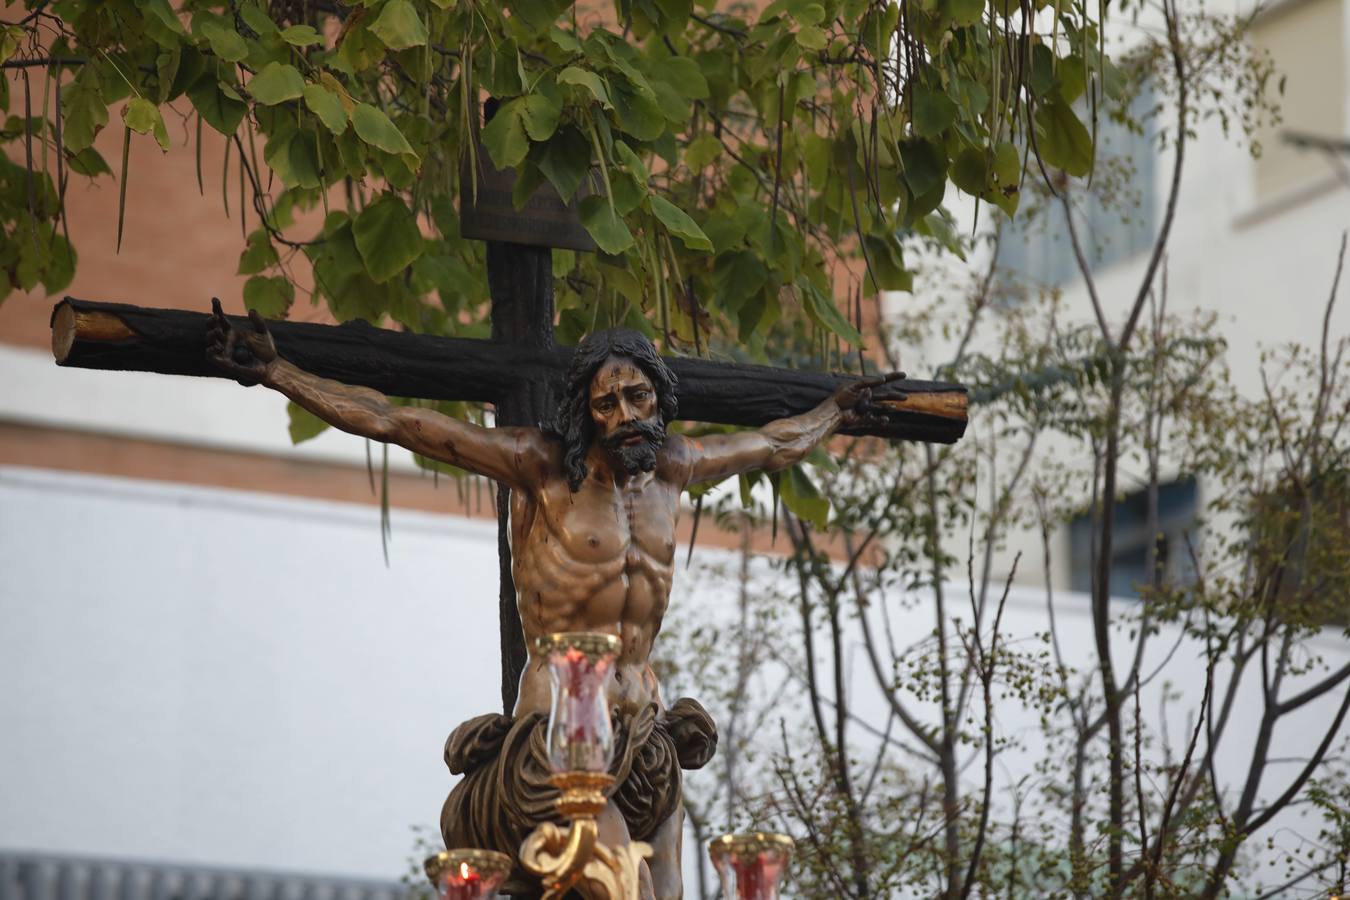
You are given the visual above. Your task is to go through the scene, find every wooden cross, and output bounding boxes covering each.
[49,204,967,714]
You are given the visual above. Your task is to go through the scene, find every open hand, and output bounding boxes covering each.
[206,298,278,386]
[833,370,907,429]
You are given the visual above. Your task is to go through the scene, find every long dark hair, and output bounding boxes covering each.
[544,329,678,491]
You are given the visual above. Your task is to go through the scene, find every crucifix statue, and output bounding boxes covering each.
[49,182,966,900]
[203,299,902,897]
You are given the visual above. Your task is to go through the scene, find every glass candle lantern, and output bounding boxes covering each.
[538,632,621,774]
[423,849,512,900]
[708,833,795,900]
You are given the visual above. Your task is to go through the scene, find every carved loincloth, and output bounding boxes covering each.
[440,698,716,892]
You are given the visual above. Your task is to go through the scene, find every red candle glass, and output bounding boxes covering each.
[424,849,512,900]
[538,632,621,774]
[708,833,795,900]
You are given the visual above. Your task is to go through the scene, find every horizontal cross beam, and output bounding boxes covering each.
[51,298,968,444]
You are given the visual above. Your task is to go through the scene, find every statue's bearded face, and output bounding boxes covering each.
[589,355,666,477]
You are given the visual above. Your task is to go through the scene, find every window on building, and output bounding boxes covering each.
[1069,477,1199,599]
[1249,0,1347,200]
[996,87,1159,290]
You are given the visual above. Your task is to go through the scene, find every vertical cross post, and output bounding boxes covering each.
[486,241,554,714]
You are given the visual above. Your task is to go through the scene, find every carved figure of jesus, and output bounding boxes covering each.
[206,303,897,900]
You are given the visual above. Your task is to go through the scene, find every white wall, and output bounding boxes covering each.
[0,466,502,881]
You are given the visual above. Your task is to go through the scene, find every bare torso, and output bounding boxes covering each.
[509,442,685,719]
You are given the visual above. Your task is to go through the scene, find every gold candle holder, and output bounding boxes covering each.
[708,832,795,900]
[518,632,651,900]
[424,848,514,900]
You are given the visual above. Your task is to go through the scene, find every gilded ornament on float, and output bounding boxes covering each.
[431,632,651,900]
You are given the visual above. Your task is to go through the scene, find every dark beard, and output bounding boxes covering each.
[601,418,666,477]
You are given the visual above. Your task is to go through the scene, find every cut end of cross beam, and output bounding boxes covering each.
[51,300,135,364]
[875,391,968,421]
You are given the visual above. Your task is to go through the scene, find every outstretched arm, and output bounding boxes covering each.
[206,300,548,490]
[678,372,904,486]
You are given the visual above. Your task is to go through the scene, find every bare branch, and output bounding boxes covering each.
[1060,191,1113,344]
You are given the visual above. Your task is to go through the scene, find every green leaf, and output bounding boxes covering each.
[287,401,330,444]
[166,46,207,101]
[123,97,171,151]
[352,103,416,157]
[66,147,112,177]
[141,0,187,35]
[248,62,305,105]
[899,138,947,197]
[238,4,279,36]
[613,140,650,183]
[0,25,23,65]
[353,194,424,283]
[609,172,644,215]
[537,125,592,201]
[238,229,279,275]
[511,160,548,210]
[512,0,572,31]
[942,0,985,28]
[336,23,385,72]
[609,72,665,141]
[558,66,613,109]
[950,146,990,196]
[780,464,829,528]
[520,91,562,142]
[1058,55,1087,105]
[737,287,778,341]
[686,134,721,169]
[479,38,522,96]
[579,194,635,254]
[548,25,581,52]
[15,240,42,291]
[198,18,249,62]
[861,234,913,291]
[650,196,711,251]
[912,86,958,138]
[308,212,365,289]
[243,275,295,317]
[795,25,828,50]
[39,234,77,294]
[414,253,475,299]
[370,0,428,50]
[1029,44,1056,98]
[1035,98,1093,176]
[155,49,182,103]
[188,74,248,135]
[992,140,1020,185]
[714,250,768,310]
[802,280,863,344]
[264,127,322,188]
[62,70,108,154]
[481,100,529,169]
[303,84,348,133]
[650,78,689,123]
[281,24,324,46]
[657,57,709,100]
